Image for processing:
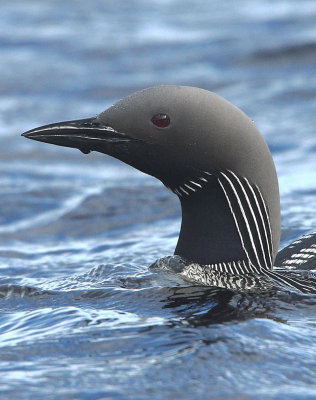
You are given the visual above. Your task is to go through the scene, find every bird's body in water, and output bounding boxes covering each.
[22,86,316,294]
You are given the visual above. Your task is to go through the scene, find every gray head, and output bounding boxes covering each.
[22,85,280,269]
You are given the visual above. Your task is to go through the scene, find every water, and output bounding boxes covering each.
[1,0,316,398]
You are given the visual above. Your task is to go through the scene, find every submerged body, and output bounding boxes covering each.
[22,86,316,293]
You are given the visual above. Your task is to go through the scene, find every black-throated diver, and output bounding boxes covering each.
[22,86,316,293]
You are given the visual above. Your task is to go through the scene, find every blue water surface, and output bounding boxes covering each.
[0,1,316,399]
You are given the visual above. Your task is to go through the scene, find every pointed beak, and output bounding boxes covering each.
[21,117,136,154]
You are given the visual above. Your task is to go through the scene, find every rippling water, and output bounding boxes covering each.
[1,1,316,399]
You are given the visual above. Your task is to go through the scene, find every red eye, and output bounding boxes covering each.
[151,113,170,128]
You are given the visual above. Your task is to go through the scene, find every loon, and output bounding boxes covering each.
[22,86,316,293]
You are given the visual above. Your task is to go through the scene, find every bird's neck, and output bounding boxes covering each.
[172,170,274,273]
[174,174,246,265]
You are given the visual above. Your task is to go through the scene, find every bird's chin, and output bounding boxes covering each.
[21,117,168,181]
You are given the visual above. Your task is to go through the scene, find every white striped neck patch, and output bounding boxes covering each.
[171,169,274,272]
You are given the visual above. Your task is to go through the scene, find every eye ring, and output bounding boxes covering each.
[151,113,170,128]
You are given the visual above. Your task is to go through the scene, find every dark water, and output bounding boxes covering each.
[1,1,316,399]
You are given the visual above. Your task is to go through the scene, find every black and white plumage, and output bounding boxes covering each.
[22,86,316,294]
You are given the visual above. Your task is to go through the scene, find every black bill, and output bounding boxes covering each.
[21,117,136,154]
